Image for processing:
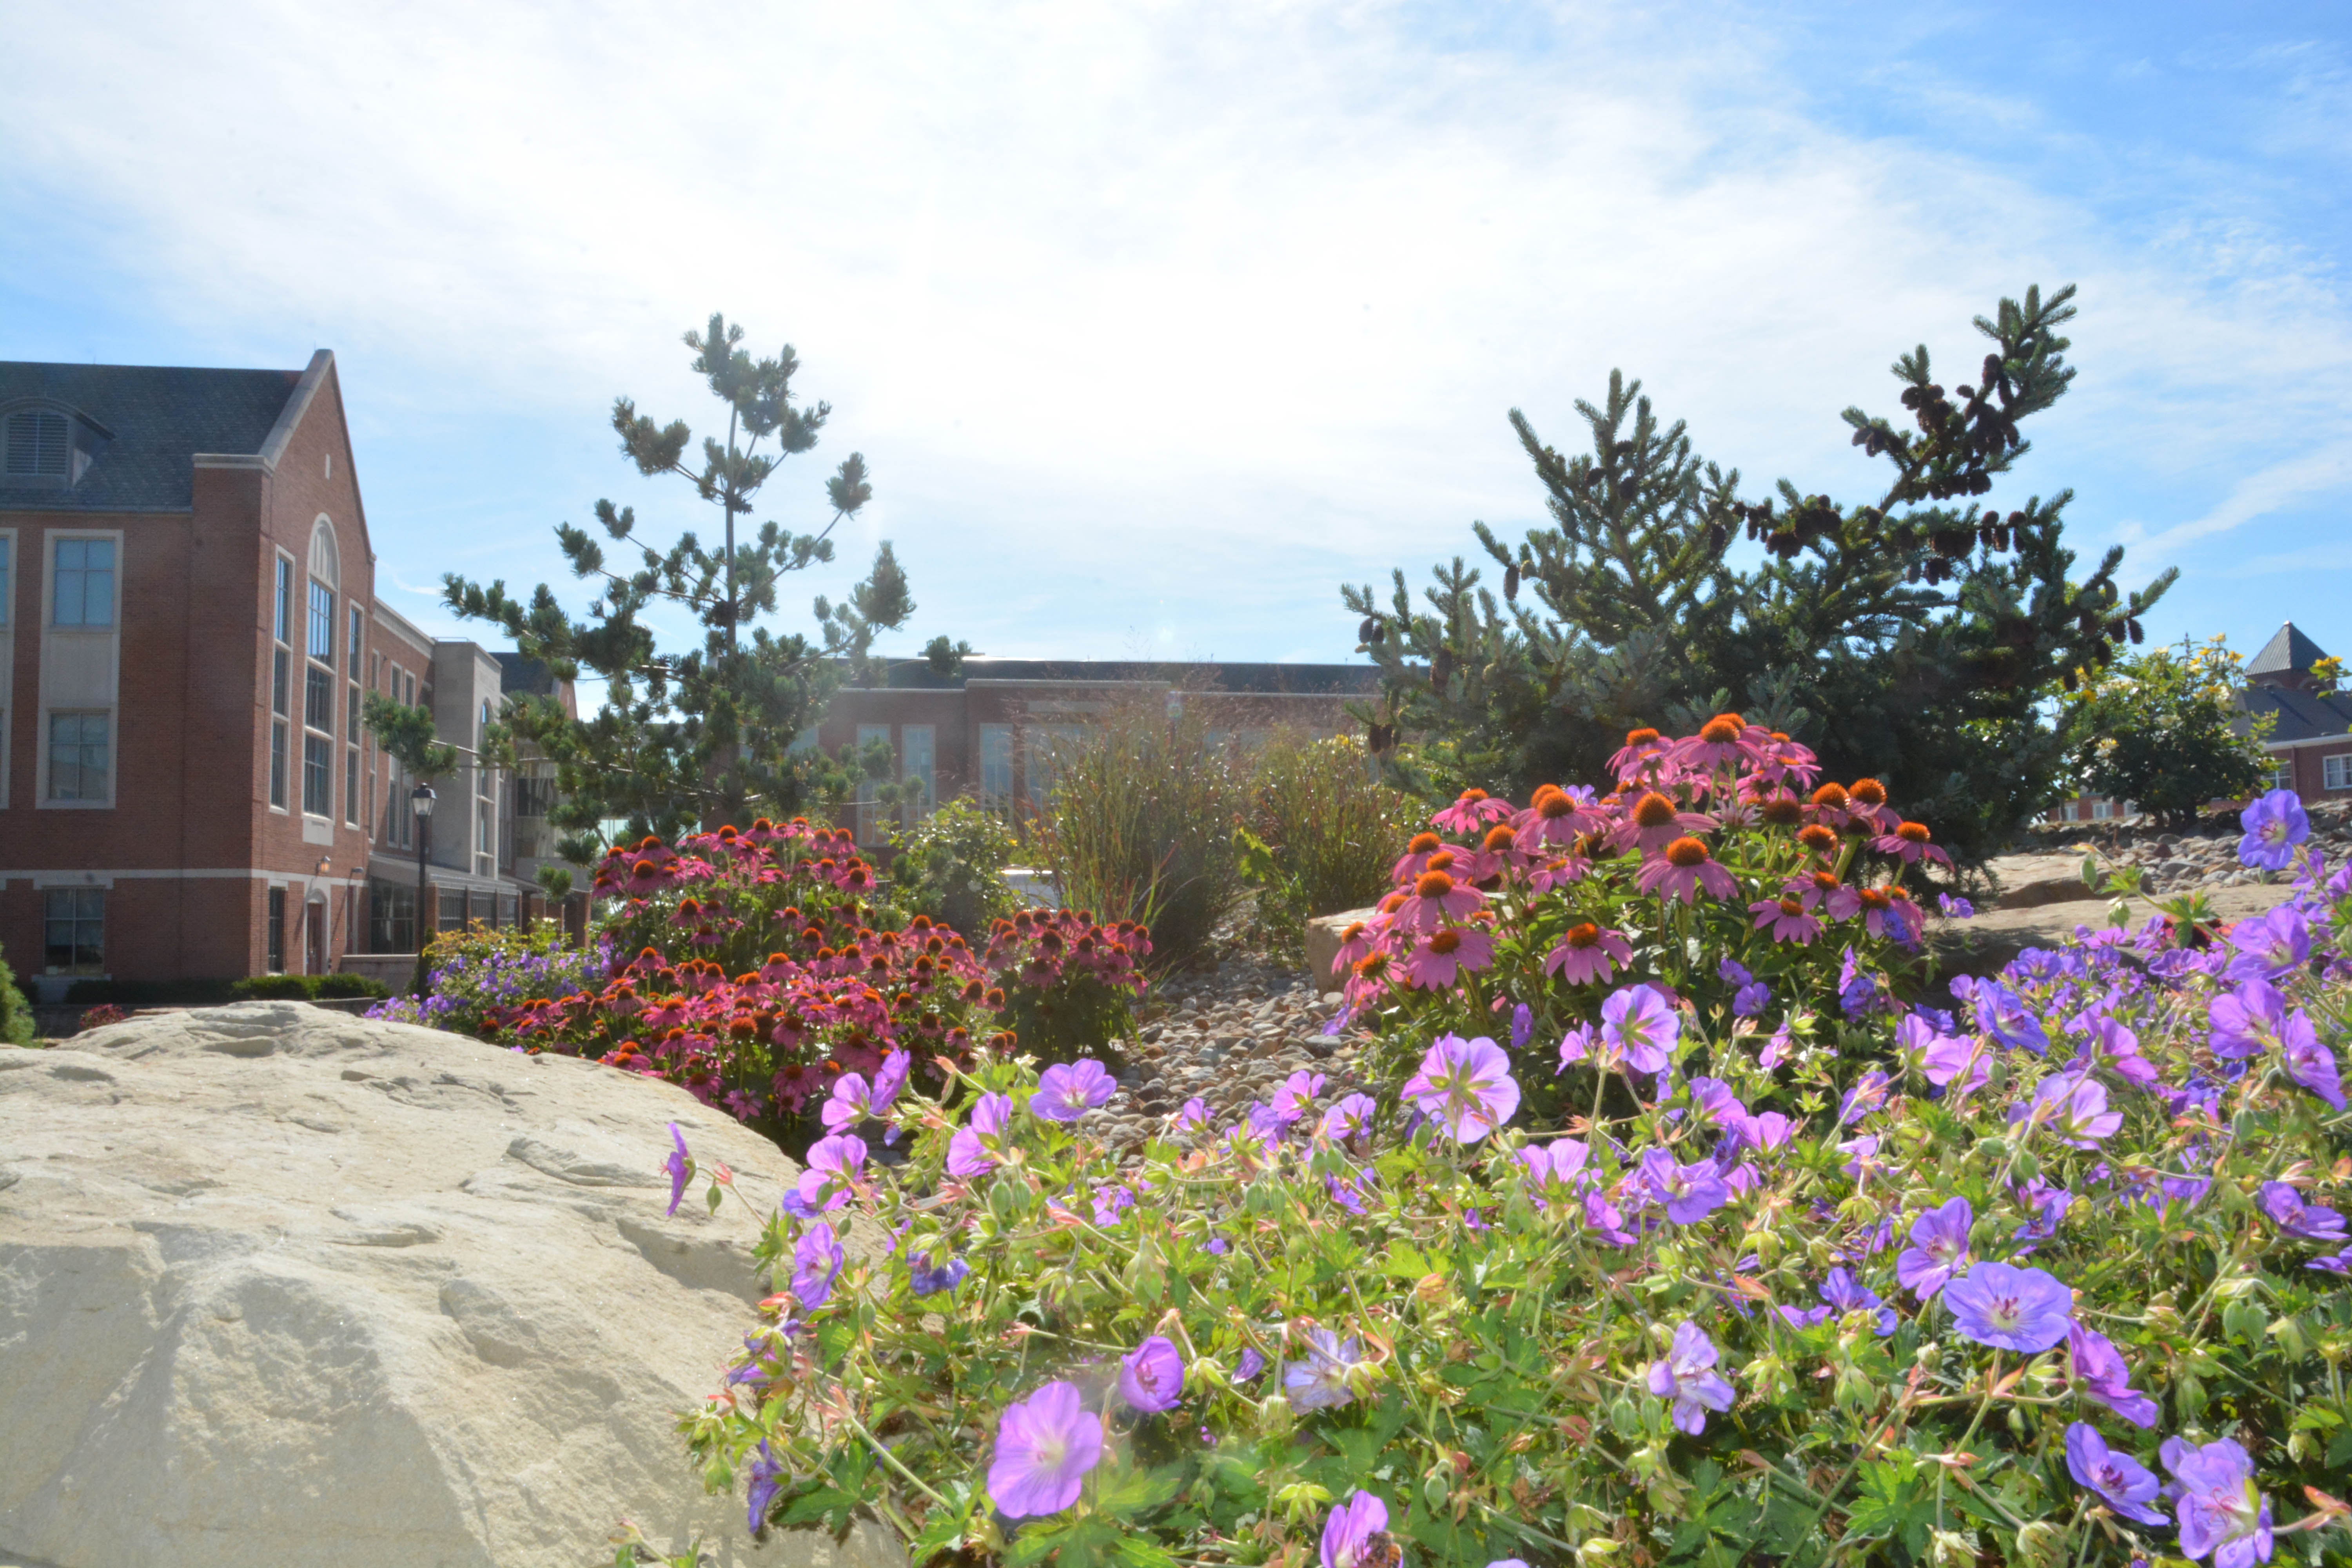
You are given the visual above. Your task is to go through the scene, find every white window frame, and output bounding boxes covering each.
[901,723,935,824]
[2325,753,2352,791]
[37,528,122,809]
[979,723,1013,804]
[3,407,74,489]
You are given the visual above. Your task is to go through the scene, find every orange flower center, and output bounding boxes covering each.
[1858,887,1891,909]
[1379,893,1406,914]
[1811,783,1849,809]
[1426,851,1457,873]
[1483,825,1517,852]
[1538,789,1575,820]
[1624,726,1661,747]
[1341,921,1367,943]
[1896,821,1931,844]
[1699,714,1744,744]
[1664,836,1710,868]
[1813,870,1842,892]
[1564,922,1602,949]
[1633,791,1679,828]
[1459,788,1489,804]
[1408,832,1443,854]
[1851,779,1888,806]
[1798,824,1838,853]
[1760,795,1802,826]
[1428,930,1463,955]
[1778,898,1804,916]
[1414,871,1457,899]
[1356,952,1389,977]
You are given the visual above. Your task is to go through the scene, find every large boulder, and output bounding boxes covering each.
[0,1002,900,1568]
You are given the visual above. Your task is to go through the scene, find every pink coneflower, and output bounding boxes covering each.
[1544,922,1632,984]
[1871,820,1953,868]
[1457,823,1523,883]
[1390,831,1448,884]
[1402,926,1494,988]
[1671,712,1766,775]
[1852,886,1920,942]
[1513,783,1607,851]
[1607,726,1676,784]
[1526,852,1591,893]
[1394,869,1484,934]
[1796,823,1841,858]
[1803,782,1856,832]
[1431,788,1514,834]
[1844,778,1902,834]
[1637,837,1738,904]
[1328,918,1383,980]
[1750,732,1822,791]
[1612,789,1718,855]
[1343,949,1396,1007]
[1791,869,1862,920]
[1749,896,1822,945]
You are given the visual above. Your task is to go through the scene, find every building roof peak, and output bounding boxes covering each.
[2247,621,2330,679]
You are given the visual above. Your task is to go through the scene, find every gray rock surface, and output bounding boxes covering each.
[0,1002,901,1568]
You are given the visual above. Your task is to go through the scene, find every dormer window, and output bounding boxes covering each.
[4,406,105,488]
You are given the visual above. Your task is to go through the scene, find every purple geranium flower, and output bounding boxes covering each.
[1938,893,1976,919]
[2013,1072,2123,1148]
[1400,1033,1521,1143]
[1235,1347,1266,1381]
[1517,1137,1590,1207]
[2225,906,2311,982]
[1718,957,1755,988]
[2067,1323,2158,1427]
[2282,1011,2346,1109]
[1640,1147,1730,1224]
[1922,1032,1992,1100]
[946,1091,1014,1179]
[821,1071,880,1134]
[1971,978,2049,1053]
[794,1133,866,1214]
[1119,1335,1185,1413]
[908,1252,969,1296]
[2011,1178,2074,1246]
[1272,1070,1327,1127]
[1733,981,1771,1018]
[1896,1196,1973,1300]
[663,1122,691,1217]
[1943,1261,2074,1352]
[1320,1490,1391,1568]
[1818,1267,1897,1336]
[1600,985,1681,1075]
[2064,1422,2165,1526]
[2162,1436,2273,1567]
[1176,1096,1211,1131]
[2209,978,2285,1058]
[792,1220,844,1310]
[1320,1093,1377,1141]
[987,1380,1103,1518]
[2238,788,2309,871]
[2258,1181,2347,1242]
[1284,1328,1362,1411]
[1033,1059,1118,1121]
[1838,1069,1891,1127]
[1645,1320,1735,1434]
[745,1437,788,1533]
[1509,1002,1534,1050]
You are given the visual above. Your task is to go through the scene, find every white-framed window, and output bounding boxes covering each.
[52,537,115,627]
[979,724,1013,803]
[44,887,105,974]
[48,711,110,802]
[2090,799,2112,820]
[1027,724,1087,808]
[268,551,294,811]
[2271,761,2294,793]
[302,524,338,820]
[855,722,891,842]
[0,533,12,623]
[2325,754,2352,791]
[303,734,332,815]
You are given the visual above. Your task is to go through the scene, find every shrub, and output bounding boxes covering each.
[0,947,34,1046]
[2061,636,2276,829]
[1240,731,1426,960]
[74,1002,131,1030]
[230,973,392,1002]
[415,818,1149,1125]
[888,796,1021,940]
[61,974,390,1005]
[1034,701,1250,968]
[651,760,2352,1567]
[364,921,601,1036]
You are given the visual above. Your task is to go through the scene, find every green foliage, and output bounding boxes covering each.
[360,690,460,782]
[2061,636,2278,828]
[229,973,392,1002]
[887,796,1021,940]
[60,974,386,1005]
[365,920,605,1039]
[0,946,34,1045]
[443,313,936,851]
[1343,285,2174,863]
[1034,702,1251,968]
[1239,732,1426,959]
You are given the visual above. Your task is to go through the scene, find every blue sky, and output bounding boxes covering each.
[3,0,2347,671]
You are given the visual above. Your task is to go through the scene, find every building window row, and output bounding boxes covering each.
[2325,754,2352,792]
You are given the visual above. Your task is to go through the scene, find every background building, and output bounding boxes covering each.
[2237,622,2352,801]
[0,354,564,997]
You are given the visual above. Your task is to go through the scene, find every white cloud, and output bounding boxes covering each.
[2,0,2349,662]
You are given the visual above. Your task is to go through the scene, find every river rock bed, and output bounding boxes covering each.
[2019,797,2352,895]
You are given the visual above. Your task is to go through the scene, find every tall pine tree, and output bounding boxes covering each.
[445,314,932,855]
[1344,285,2174,859]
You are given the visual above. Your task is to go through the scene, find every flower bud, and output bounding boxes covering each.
[1255,1394,1294,1439]
[1423,1471,1450,1509]
[2011,1522,2065,1568]
[2265,1315,2306,1362]
[1929,1530,1977,1568]
[1913,1340,1942,1374]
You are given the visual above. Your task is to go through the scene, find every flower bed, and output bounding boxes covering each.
[387,818,1149,1126]
[650,748,2352,1568]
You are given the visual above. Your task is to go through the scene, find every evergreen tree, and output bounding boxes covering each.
[1344,285,2173,860]
[444,314,933,855]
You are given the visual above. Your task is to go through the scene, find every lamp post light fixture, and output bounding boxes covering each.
[410,782,436,995]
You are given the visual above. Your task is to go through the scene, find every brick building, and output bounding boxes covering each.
[810,659,1383,842]
[2237,621,2352,801]
[0,354,556,997]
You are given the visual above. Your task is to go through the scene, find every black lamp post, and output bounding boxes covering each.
[411,782,436,995]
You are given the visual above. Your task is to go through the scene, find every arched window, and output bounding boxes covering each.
[309,517,339,590]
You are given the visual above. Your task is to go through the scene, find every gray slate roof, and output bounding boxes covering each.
[2246,621,2330,681]
[2237,684,2352,745]
[0,360,304,513]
